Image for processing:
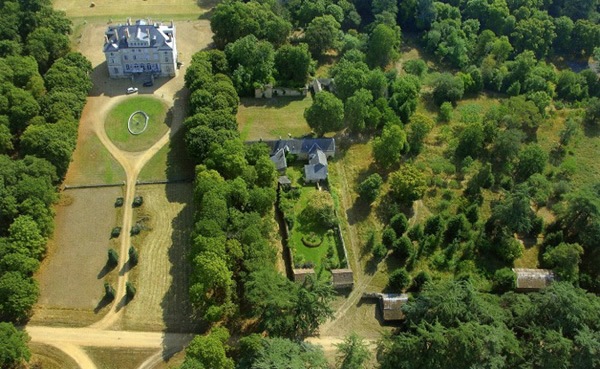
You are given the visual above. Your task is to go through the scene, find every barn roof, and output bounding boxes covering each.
[380,293,408,321]
[270,148,288,171]
[332,269,354,289]
[293,268,315,284]
[512,268,555,291]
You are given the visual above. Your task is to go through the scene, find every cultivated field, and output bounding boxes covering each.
[32,187,123,326]
[119,183,196,332]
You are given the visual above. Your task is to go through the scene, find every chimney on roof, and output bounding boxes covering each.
[104,34,109,43]
[125,28,130,38]
[170,20,174,28]
[115,28,119,39]
[127,17,131,25]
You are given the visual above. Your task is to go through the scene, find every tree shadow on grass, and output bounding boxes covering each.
[239,96,307,109]
[115,295,130,312]
[160,182,205,361]
[97,261,117,279]
[119,260,136,276]
[94,294,114,314]
[583,122,600,138]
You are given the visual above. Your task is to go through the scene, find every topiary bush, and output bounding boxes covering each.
[301,232,323,248]
[104,282,115,300]
[126,282,136,299]
[132,196,144,207]
[128,245,139,266]
[107,248,119,267]
[130,224,141,236]
[111,227,121,238]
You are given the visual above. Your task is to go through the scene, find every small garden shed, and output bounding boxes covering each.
[379,293,408,321]
[332,269,354,289]
[512,268,555,292]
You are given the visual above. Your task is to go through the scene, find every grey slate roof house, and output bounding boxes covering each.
[304,148,328,183]
[256,138,336,160]
[512,268,555,292]
[104,18,177,78]
[270,148,288,173]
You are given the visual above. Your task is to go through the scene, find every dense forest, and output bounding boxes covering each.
[179,0,600,367]
[0,0,92,365]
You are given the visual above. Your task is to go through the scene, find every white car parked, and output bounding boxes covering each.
[126,87,139,94]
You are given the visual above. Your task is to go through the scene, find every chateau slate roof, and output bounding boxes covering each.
[104,19,175,53]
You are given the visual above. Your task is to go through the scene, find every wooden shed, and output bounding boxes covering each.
[293,268,315,284]
[332,269,354,289]
[379,293,408,321]
[512,268,555,292]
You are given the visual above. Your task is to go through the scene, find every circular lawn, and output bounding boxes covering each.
[105,96,169,152]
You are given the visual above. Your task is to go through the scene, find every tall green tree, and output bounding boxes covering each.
[274,43,313,87]
[304,91,344,135]
[304,15,342,57]
[0,271,39,323]
[184,327,234,369]
[335,333,371,369]
[225,35,275,96]
[0,322,30,369]
[543,242,583,283]
[388,164,427,203]
[372,124,407,169]
[366,23,400,68]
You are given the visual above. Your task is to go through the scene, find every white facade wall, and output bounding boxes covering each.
[104,19,177,79]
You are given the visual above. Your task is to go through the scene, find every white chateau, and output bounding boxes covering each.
[103,18,177,79]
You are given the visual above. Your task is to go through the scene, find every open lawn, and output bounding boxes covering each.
[119,183,196,332]
[105,96,170,152]
[138,129,195,181]
[237,97,313,141]
[64,127,125,186]
[85,347,157,369]
[53,0,210,19]
[32,187,123,327]
[30,343,79,369]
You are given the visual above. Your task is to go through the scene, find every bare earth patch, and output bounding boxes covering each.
[119,183,196,332]
[32,187,123,326]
